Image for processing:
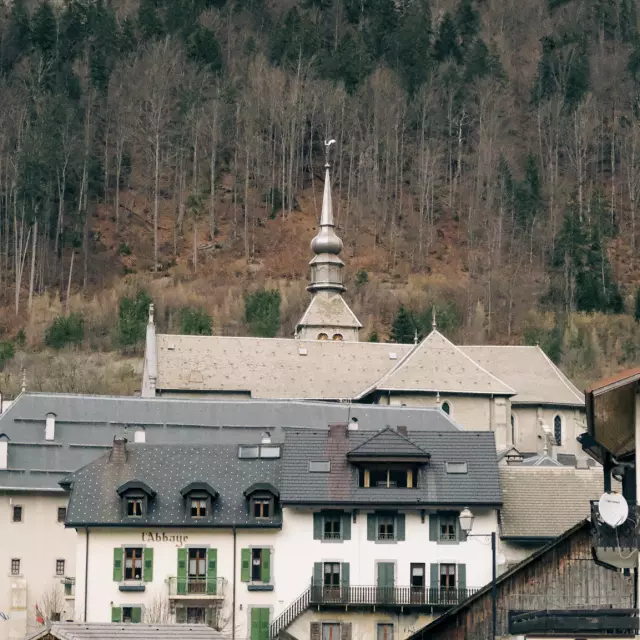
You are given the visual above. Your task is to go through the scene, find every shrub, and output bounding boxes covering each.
[45,314,85,349]
[119,242,132,256]
[355,270,369,289]
[179,307,213,335]
[117,290,152,348]
[0,341,15,370]
[244,289,281,337]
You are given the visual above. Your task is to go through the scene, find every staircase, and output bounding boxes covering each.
[269,587,311,639]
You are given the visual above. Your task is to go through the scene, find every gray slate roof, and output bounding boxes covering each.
[499,467,604,538]
[281,428,501,506]
[0,393,457,492]
[26,623,224,640]
[65,444,281,527]
[347,427,431,458]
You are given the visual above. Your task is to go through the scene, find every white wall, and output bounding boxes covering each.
[511,406,586,456]
[0,493,75,640]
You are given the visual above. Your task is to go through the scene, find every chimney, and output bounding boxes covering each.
[261,431,271,445]
[110,436,128,464]
[347,417,359,431]
[397,426,408,436]
[45,413,56,441]
[134,429,146,444]
[0,435,8,469]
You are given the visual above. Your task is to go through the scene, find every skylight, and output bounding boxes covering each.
[309,461,331,473]
[238,445,281,459]
[445,462,468,474]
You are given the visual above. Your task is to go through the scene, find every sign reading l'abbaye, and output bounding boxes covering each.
[141,532,189,546]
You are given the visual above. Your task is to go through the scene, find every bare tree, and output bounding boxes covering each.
[36,583,66,624]
[144,591,172,624]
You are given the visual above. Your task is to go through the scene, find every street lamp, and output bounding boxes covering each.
[458,507,497,640]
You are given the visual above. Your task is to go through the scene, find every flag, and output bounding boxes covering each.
[35,605,44,626]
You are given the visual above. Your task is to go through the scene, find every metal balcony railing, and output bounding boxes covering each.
[309,585,478,607]
[167,577,227,598]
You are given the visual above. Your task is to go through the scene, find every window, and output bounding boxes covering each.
[332,334,343,341]
[124,548,143,581]
[122,607,133,623]
[323,562,340,587]
[114,606,141,624]
[317,333,329,340]
[378,516,395,540]
[445,462,468,474]
[323,515,342,540]
[310,461,331,472]
[241,548,271,585]
[440,564,456,589]
[188,548,207,594]
[322,623,341,640]
[410,564,425,588]
[57,507,67,523]
[239,446,259,459]
[12,505,22,522]
[260,446,281,459]
[360,468,416,488]
[439,515,457,541]
[64,580,73,597]
[187,607,205,624]
[251,548,264,581]
[191,499,207,518]
[377,624,394,640]
[253,498,272,518]
[56,559,65,576]
[50,612,61,622]
[11,559,20,575]
[239,445,281,459]
[126,498,143,517]
[554,414,562,446]
[441,401,451,415]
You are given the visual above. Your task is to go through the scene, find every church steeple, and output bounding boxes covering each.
[296,141,362,342]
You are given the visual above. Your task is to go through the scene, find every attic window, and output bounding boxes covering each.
[239,445,281,459]
[260,446,281,459]
[239,446,259,459]
[445,462,468,474]
[309,461,331,473]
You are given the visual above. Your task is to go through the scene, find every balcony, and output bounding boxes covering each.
[509,609,638,636]
[590,500,638,570]
[167,577,227,600]
[309,585,477,610]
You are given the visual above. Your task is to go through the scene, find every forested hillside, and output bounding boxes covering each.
[0,0,639,395]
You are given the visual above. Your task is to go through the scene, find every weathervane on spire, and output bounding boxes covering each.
[432,306,437,330]
[324,138,336,168]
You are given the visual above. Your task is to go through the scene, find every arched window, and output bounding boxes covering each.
[511,414,516,447]
[553,414,563,446]
[317,333,328,340]
[332,334,343,341]
[441,401,451,415]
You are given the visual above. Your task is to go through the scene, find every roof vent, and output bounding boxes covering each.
[168,343,176,350]
[261,432,271,445]
[389,352,398,360]
[397,426,408,436]
[134,429,146,444]
[348,417,359,431]
[298,347,308,356]
[45,413,56,441]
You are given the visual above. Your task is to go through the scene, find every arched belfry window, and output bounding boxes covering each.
[553,414,562,446]
[317,333,328,340]
[441,401,451,415]
[332,333,343,341]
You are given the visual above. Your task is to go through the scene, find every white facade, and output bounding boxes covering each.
[72,507,498,640]
[0,493,75,640]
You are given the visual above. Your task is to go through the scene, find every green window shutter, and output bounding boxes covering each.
[397,514,406,541]
[111,607,121,623]
[313,513,322,540]
[143,547,154,582]
[429,514,438,542]
[457,564,466,591]
[113,548,123,582]
[175,607,187,624]
[241,548,251,582]
[367,513,376,540]
[131,607,142,623]
[341,622,352,640]
[310,622,321,640]
[340,562,350,590]
[177,548,187,595]
[207,548,218,594]
[342,512,351,540]
[261,548,271,583]
[430,564,438,589]
[313,562,322,586]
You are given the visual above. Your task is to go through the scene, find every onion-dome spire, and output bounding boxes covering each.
[311,140,343,256]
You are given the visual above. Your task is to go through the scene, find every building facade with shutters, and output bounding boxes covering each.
[63,424,502,640]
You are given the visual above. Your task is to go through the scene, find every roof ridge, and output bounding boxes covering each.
[535,346,584,403]
[348,426,430,455]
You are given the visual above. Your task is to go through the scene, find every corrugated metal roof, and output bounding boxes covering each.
[26,623,224,640]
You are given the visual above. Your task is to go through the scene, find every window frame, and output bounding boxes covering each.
[553,414,563,446]
[123,492,146,519]
[323,514,342,540]
[322,622,341,640]
[57,507,67,523]
[410,563,425,588]
[250,494,274,519]
[124,547,144,581]
[377,623,394,640]
[323,562,341,587]
[441,401,452,415]
[190,497,208,518]
[359,466,417,489]
[56,559,66,576]
[12,505,23,523]
[439,563,457,589]
[10,558,20,576]
[377,515,396,541]
[251,548,263,582]
[438,514,457,542]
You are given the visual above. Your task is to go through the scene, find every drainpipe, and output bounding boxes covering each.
[84,527,90,622]
[232,526,237,640]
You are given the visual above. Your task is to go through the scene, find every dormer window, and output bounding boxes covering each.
[359,467,418,489]
[244,483,279,521]
[180,482,218,520]
[117,480,156,520]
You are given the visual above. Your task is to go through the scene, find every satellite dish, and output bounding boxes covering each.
[598,492,628,527]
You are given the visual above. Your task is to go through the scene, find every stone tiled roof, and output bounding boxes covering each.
[155,334,413,398]
[461,345,584,406]
[499,467,604,538]
[26,624,224,640]
[65,444,282,527]
[347,427,431,458]
[297,292,362,329]
[281,428,501,505]
[363,331,515,396]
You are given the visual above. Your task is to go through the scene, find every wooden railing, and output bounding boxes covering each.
[270,587,310,639]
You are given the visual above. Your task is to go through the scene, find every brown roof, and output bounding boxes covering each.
[499,466,604,538]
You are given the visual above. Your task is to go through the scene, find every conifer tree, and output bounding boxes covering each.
[391,305,415,343]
